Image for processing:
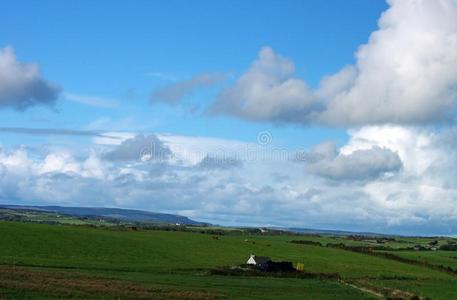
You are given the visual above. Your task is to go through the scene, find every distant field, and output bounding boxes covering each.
[1,221,457,299]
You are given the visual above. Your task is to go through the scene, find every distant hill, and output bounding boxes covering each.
[0,204,206,226]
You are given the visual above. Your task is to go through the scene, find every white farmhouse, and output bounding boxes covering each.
[246,254,271,268]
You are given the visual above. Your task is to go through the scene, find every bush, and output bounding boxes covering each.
[209,266,340,279]
[440,244,457,251]
[290,240,322,246]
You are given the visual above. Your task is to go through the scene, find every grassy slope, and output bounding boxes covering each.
[0,221,456,299]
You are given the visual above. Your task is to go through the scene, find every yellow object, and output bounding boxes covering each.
[295,262,305,272]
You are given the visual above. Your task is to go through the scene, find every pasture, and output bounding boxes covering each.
[0,221,456,299]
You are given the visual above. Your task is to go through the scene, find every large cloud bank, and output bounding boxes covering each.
[2,126,457,235]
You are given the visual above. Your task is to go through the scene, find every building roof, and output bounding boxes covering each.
[252,256,271,264]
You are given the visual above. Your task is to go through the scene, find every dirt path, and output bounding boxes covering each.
[339,280,384,299]
[340,279,424,300]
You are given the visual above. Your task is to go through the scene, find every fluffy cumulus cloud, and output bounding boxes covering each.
[347,126,457,233]
[302,126,457,234]
[340,126,438,176]
[320,0,457,125]
[212,0,457,126]
[0,47,61,110]
[151,73,226,105]
[211,47,318,122]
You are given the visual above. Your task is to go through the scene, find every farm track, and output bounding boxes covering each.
[339,280,383,299]
[341,279,424,300]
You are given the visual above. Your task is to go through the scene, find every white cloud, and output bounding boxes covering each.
[339,125,457,233]
[212,0,457,126]
[40,152,80,174]
[0,46,61,110]
[340,126,438,176]
[320,0,457,125]
[158,134,251,165]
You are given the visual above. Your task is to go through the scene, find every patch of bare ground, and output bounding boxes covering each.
[343,279,428,300]
[0,266,223,300]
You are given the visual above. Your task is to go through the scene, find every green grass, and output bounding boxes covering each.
[108,272,376,300]
[1,221,457,299]
[0,221,452,279]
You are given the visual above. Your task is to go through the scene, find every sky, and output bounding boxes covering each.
[1,0,457,235]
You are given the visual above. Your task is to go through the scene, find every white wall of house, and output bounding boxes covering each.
[247,255,256,265]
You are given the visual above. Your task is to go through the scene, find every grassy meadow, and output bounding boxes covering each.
[1,221,457,299]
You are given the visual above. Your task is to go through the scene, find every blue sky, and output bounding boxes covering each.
[0,0,386,147]
[1,0,457,235]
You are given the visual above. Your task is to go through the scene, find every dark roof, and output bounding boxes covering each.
[253,256,271,264]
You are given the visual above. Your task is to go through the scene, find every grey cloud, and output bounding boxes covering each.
[0,47,61,110]
[197,154,242,170]
[295,141,337,163]
[151,73,226,105]
[307,145,402,181]
[104,134,172,162]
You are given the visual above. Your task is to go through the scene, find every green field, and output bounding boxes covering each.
[1,221,457,299]
[384,250,457,270]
